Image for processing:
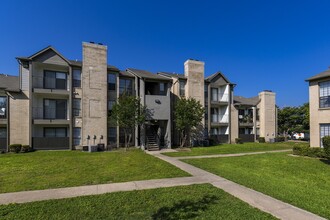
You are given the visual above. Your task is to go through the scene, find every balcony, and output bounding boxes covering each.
[239,115,254,127]
[211,114,229,125]
[211,94,229,106]
[32,76,69,96]
[32,137,69,150]
[32,107,69,125]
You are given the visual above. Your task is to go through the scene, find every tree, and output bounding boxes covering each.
[278,103,309,139]
[174,97,204,148]
[111,95,147,150]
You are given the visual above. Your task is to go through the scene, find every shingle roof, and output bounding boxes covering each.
[158,72,187,80]
[119,70,134,78]
[0,74,19,92]
[234,96,260,106]
[306,69,330,82]
[127,68,171,81]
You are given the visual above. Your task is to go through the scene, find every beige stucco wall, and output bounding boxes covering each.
[81,42,108,146]
[9,92,30,145]
[230,104,239,142]
[309,80,330,147]
[258,91,276,142]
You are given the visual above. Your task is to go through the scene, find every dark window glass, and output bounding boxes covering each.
[108,73,116,91]
[320,81,330,108]
[119,79,133,95]
[44,71,67,89]
[44,127,67,137]
[73,127,81,146]
[0,128,6,138]
[0,96,7,118]
[73,99,81,117]
[108,127,117,144]
[44,99,67,119]
[179,81,186,97]
[73,69,81,87]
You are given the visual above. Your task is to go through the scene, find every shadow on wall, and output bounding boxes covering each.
[152,195,218,220]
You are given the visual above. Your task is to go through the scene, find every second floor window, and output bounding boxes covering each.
[0,96,7,119]
[179,81,186,97]
[73,69,81,87]
[108,73,116,91]
[44,99,67,119]
[73,98,81,117]
[211,88,218,101]
[320,80,330,108]
[44,70,67,90]
[119,79,133,95]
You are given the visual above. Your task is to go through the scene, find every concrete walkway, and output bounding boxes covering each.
[0,149,325,220]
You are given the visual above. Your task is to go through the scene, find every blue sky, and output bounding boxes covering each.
[1,0,330,107]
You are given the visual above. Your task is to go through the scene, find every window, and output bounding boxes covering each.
[320,81,330,108]
[211,108,218,123]
[73,69,81,87]
[44,99,67,119]
[160,83,165,95]
[179,81,186,96]
[44,70,67,89]
[211,88,218,101]
[108,73,116,91]
[108,127,117,144]
[239,128,246,134]
[204,85,208,99]
[44,127,67,137]
[119,79,133,95]
[73,127,81,146]
[320,124,330,147]
[256,108,260,121]
[0,128,6,138]
[108,100,116,116]
[0,96,7,119]
[73,98,81,117]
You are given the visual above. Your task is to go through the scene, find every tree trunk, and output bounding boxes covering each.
[124,129,127,151]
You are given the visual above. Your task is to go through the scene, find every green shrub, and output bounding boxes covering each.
[292,144,326,158]
[258,137,265,143]
[235,138,243,144]
[275,136,285,142]
[21,145,30,153]
[322,136,330,158]
[9,144,22,153]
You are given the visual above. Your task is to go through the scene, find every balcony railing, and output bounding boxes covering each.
[211,114,229,123]
[32,76,68,90]
[211,93,229,102]
[32,137,69,150]
[32,107,67,120]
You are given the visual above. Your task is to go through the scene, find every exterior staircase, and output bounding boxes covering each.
[147,134,159,151]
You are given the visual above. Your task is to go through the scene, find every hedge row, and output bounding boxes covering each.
[292,144,327,159]
[9,144,32,153]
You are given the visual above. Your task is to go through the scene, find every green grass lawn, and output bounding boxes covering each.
[0,149,189,193]
[184,153,330,219]
[0,184,276,220]
[163,142,301,157]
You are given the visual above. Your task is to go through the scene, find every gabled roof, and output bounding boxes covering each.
[233,96,260,106]
[158,72,187,80]
[306,69,330,82]
[0,74,20,92]
[127,68,171,81]
[205,71,235,85]
[16,46,71,64]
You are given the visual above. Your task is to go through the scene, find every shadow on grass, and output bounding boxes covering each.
[152,195,218,220]
[320,158,330,165]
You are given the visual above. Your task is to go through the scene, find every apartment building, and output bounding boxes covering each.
[306,69,330,147]
[2,42,277,151]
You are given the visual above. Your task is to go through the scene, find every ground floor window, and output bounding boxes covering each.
[44,127,67,137]
[73,127,81,146]
[0,127,6,138]
[108,127,117,144]
[320,124,330,147]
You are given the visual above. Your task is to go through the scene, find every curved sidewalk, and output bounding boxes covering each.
[0,150,326,220]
